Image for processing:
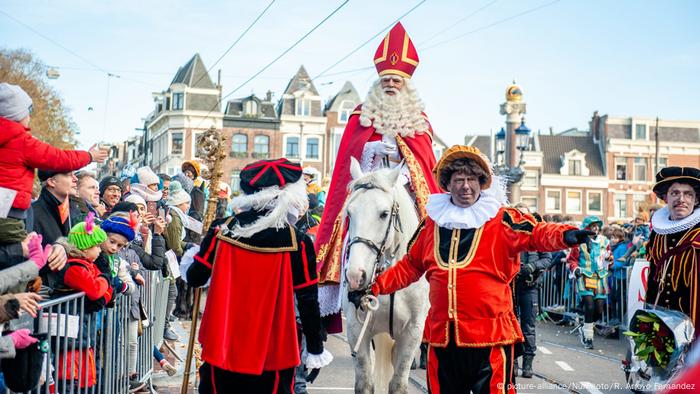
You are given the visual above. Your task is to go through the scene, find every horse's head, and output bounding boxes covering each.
[344,157,404,291]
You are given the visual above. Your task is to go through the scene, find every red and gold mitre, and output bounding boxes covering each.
[374,22,419,79]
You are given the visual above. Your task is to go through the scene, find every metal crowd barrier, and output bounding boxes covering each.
[539,261,638,332]
[3,270,171,394]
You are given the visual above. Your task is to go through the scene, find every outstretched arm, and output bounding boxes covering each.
[371,220,428,296]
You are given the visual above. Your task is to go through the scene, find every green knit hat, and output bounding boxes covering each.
[68,221,107,250]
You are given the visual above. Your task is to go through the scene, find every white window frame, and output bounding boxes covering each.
[565,189,583,214]
[634,123,647,140]
[545,189,562,213]
[231,133,248,157]
[634,157,648,182]
[338,100,355,124]
[172,92,184,110]
[285,135,300,159]
[170,132,183,156]
[522,171,538,190]
[295,98,311,116]
[568,159,582,176]
[586,190,603,215]
[614,157,628,181]
[244,100,258,116]
[614,193,628,219]
[305,137,321,161]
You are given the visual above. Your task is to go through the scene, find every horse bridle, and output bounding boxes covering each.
[344,183,404,290]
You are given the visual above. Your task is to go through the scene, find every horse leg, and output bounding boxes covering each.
[388,325,423,394]
[346,318,375,394]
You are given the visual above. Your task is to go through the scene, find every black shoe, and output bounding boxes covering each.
[583,338,594,349]
[521,357,534,378]
[163,328,179,341]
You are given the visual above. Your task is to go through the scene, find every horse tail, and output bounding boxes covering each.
[372,332,395,394]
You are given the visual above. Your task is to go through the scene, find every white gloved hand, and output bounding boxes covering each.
[375,141,397,156]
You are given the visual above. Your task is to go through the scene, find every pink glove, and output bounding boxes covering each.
[28,234,51,270]
[8,329,38,349]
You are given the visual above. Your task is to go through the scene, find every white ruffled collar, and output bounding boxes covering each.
[426,193,502,229]
[651,206,700,235]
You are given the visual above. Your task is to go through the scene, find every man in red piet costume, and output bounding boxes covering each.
[348,145,593,393]
[187,158,332,394]
[315,22,440,328]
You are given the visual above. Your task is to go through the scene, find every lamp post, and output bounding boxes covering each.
[497,81,530,203]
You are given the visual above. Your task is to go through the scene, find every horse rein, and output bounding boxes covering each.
[343,182,404,344]
[344,183,403,290]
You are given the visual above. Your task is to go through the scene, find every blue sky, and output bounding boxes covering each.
[2,0,699,149]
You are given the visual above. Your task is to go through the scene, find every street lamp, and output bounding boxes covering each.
[494,119,531,185]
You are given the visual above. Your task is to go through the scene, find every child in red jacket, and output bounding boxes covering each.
[0,83,108,240]
[52,213,115,388]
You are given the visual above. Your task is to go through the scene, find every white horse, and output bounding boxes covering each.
[343,158,429,394]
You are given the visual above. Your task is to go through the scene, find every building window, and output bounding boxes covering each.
[633,194,647,215]
[231,171,241,193]
[306,137,319,160]
[253,135,269,158]
[244,100,258,116]
[171,132,183,155]
[230,134,247,158]
[566,190,582,214]
[614,193,627,218]
[635,124,647,140]
[522,172,538,188]
[587,191,603,214]
[521,197,538,213]
[545,190,561,212]
[172,93,184,110]
[338,101,355,123]
[634,157,647,181]
[615,157,627,181]
[568,159,582,176]
[286,136,300,158]
[295,98,311,116]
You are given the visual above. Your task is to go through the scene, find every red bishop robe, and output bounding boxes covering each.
[315,105,440,285]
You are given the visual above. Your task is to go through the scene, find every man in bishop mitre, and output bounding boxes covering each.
[315,22,440,331]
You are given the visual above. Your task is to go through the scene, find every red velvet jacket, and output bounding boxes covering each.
[372,207,575,347]
[0,117,91,210]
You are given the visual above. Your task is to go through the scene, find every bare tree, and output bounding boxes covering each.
[0,48,78,149]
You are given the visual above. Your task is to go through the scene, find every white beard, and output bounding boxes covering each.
[359,79,429,138]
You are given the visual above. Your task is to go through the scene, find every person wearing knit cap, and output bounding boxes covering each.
[49,215,115,388]
[53,215,115,312]
[186,158,331,393]
[99,176,123,218]
[98,213,137,300]
[130,166,163,203]
[0,83,108,229]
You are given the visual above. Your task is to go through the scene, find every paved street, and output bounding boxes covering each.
[153,317,635,393]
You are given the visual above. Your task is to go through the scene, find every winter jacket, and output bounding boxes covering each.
[118,247,145,320]
[516,250,553,288]
[0,259,38,294]
[69,195,100,225]
[57,258,114,312]
[0,242,26,270]
[29,187,72,247]
[0,117,91,211]
[164,210,186,257]
[130,231,167,271]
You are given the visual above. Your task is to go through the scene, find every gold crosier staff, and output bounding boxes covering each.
[181,127,227,393]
